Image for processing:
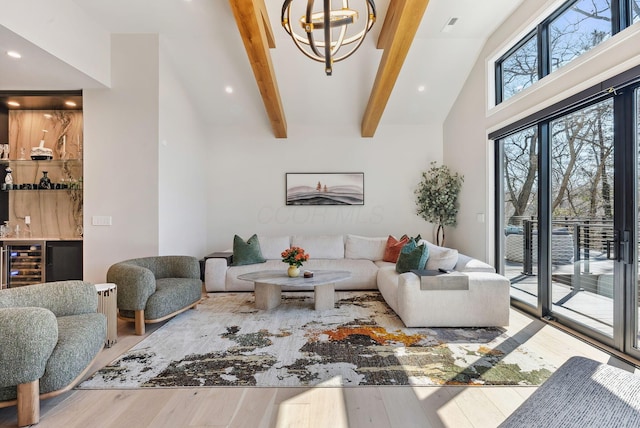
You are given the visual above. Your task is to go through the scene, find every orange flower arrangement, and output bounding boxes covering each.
[281,246,310,268]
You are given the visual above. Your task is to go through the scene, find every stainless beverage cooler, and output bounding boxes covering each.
[1,241,45,288]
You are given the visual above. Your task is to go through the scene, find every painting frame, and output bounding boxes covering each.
[286,173,364,206]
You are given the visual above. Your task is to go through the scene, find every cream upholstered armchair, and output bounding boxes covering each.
[106,256,202,335]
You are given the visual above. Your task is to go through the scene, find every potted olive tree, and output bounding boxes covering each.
[415,162,464,246]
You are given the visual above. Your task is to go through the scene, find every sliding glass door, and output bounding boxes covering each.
[633,87,640,353]
[497,80,640,358]
[548,99,615,339]
[503,127,538,309]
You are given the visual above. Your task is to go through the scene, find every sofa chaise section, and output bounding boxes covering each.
[378,268,510,327]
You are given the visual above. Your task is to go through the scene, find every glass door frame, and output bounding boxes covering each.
[494,76,640,360]
[619,85,640,358]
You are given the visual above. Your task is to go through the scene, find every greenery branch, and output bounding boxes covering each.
[415,162,464,245]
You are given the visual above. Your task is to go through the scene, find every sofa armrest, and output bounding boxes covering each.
[204,258,229,292]
[0,281,98,317]
[107,263,156,311]
[455,254,496,273]
[0,307,58,387]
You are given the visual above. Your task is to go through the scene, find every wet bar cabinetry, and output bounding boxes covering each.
[0,92,83,286]
[0,239,82,288]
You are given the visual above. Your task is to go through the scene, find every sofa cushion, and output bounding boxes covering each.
[396,240,429,273]
[40,313,107,394]
[258,235,291,260]
[423,241,459,271]
[345,235,387,261]
[294,259,378,290]
[383,235,409,262]
[227,260,285,291]
[232,234,266,266]
[292,235,344,259]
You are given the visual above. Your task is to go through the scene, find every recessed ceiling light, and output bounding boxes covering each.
[418,85,426,92]
[65,101,77,107]
[7,101,20,107]
[225,86,234,94]
[43,114,53,119]
[6,51,21,59]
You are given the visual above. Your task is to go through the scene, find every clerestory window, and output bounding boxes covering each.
[495,0,636,104]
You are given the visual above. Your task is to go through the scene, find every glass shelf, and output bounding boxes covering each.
[2,188,80,192]
[0,159,82,166]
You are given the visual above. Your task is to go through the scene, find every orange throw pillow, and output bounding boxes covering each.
[383,235,409,262]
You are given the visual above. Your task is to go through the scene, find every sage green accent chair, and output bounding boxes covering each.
[107,256,202,335]
[0,281,107,427]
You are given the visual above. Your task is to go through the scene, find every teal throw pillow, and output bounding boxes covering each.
[231,234,266,266]
[395,240,429,274]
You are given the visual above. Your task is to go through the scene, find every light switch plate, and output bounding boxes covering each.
[92,216,112,226]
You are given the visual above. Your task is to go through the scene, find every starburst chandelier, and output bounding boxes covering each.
[281,0,376,76]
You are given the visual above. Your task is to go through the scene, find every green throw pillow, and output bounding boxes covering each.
[395,240,429,274]
[231,234,266,266]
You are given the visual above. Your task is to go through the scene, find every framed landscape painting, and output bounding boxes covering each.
[286,173,364,205]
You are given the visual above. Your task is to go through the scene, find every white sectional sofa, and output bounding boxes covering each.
[204,234,510,327]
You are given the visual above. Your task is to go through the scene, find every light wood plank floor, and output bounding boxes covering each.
[0,300,634,428]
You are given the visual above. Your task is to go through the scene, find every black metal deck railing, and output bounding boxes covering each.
[508,216,614,278]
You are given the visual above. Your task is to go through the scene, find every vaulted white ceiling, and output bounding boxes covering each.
[0,0,524,137]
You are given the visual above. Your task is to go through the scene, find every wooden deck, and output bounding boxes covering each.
[505,259,616,337]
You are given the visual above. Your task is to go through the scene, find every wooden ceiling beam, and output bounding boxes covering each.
[361,0,429,138]
[229,0,287,138]
[376,0,399,50]
[255,0,276,48]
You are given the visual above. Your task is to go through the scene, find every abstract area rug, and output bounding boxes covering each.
[79,292,555,389]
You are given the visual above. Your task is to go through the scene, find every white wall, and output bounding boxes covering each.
[443,56,493,261]
[158,44,208,256]
[0,0,110,86]
[444,0,640,263]
[205,124,443,251]
[83,34,160,282]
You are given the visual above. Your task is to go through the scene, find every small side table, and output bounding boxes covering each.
[95,283,117,347]
[199,252,234,281]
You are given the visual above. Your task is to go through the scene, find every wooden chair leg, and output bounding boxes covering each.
[17,379,39,427]
[134,309,145,335]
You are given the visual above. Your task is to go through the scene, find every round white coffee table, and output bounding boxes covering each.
[237,270,351,311]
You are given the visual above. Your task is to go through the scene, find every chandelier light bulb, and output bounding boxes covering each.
[282,0,376,76]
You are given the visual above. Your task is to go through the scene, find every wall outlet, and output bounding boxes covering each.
[92,215,112,226]
[25,215,30,225]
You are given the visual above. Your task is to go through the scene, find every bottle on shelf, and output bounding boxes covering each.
[38,171,52,189]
